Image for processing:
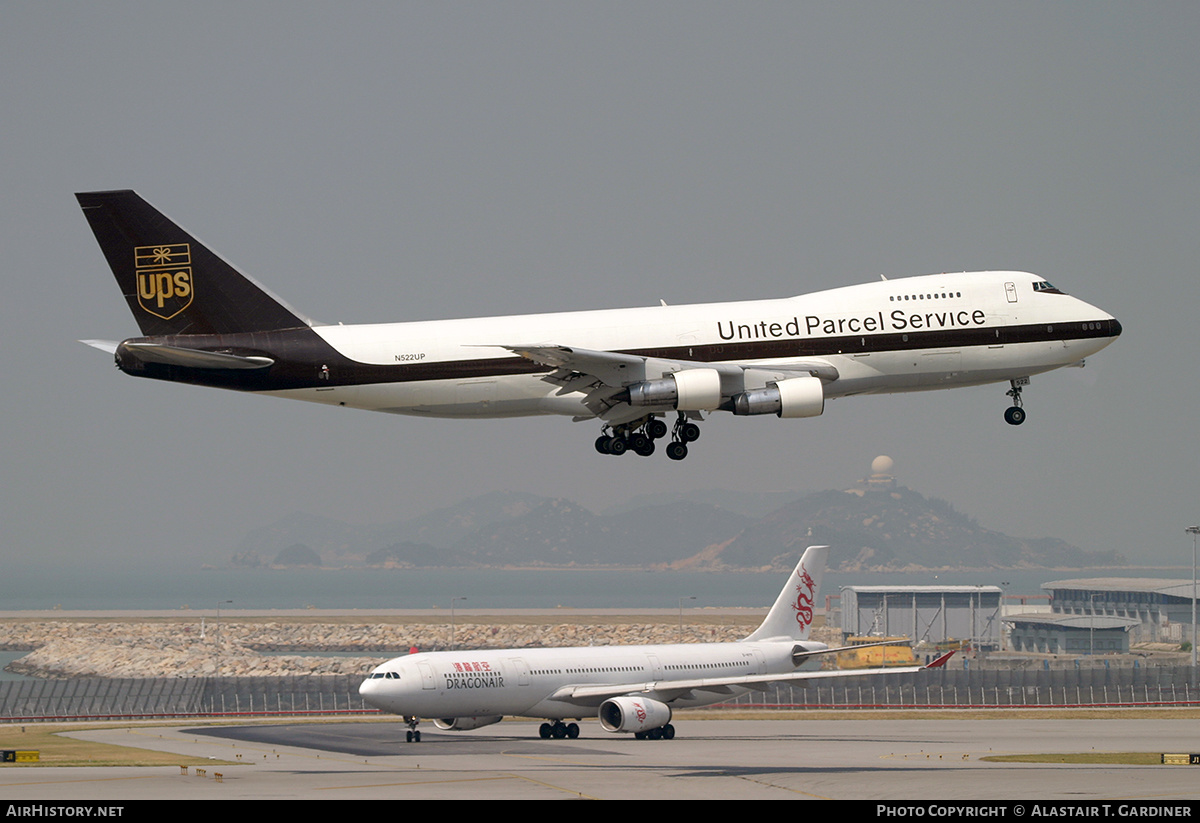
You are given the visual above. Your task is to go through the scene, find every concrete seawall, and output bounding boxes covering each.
[0,615,776,679]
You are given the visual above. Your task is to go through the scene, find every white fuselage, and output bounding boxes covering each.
[359,639,816,720]
[267,271,1118,418]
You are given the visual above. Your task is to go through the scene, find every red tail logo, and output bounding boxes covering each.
[792,566,816,629]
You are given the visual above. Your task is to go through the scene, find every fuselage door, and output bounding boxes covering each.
[646,654,664,680]
[417,661,437,690]
[506,657,531,687]
[1005,281,1018,303]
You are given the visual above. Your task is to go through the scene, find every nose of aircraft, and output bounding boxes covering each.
[359,675,392,712]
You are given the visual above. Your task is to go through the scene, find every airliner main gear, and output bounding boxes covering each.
[673,414,701,444]
[538,721,580,739]
[663,413,701,460]
[594,415,680,458]
[634,724,675,740]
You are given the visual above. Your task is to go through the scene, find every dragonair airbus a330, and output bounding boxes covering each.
[77,190,1121,459]
[358,546,953,741]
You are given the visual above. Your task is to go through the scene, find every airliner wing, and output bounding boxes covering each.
[502,345,649,386]
[499,344,839,423]
[553,652,955,705]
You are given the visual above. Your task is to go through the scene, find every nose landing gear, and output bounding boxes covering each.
[1004,378,1028,425]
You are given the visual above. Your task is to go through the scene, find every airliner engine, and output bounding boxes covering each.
[623,369,722,411]
[731,375,824,418]
[598,696,672,734]
[433,715,503,731]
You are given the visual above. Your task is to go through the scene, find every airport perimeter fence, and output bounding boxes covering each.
[5,666,1200,722]
[0,675,372,722]
[724,665,1200,710]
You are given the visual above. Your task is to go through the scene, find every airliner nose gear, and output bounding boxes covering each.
[1004,377,1028,425]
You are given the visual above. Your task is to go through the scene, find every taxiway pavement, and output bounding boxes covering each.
[1,717,1199,800]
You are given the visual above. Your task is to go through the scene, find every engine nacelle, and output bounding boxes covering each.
[625,369,722,411]
[433,715,503,731]
[598,696,672,734]
[731,375,825,418]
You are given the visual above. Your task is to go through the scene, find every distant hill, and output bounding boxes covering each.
[707,486,1126,571]
[232,485,1124,571]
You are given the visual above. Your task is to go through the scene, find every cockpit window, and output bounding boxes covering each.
[1033,281,1066,295]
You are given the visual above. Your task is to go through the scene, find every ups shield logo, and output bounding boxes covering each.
[134,244,193,319]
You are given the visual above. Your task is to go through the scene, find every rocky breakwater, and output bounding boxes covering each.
[0,618,793,679]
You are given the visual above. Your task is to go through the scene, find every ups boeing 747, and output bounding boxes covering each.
[77,190,1121,459]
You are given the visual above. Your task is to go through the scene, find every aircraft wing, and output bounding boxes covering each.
[499,344,839,423]
[551,651,955,706]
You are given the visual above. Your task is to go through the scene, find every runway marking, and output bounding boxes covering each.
[498,773,602,800]
[316,773,600,800]
[116,726,394,769]
[498,748,613,765]
[729,774,832,798]
[499,749,831,799]
[882,750,991,761]
[0,774,170,788]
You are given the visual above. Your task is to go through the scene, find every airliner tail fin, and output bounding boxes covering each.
[744,545,827,642]
[76,190,312,337]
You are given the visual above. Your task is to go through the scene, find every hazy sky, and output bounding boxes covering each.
[2,2,1196,569]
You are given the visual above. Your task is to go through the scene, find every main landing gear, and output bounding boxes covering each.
[595,413,700,460]
[1004,378,1029,426]
[634,724,675,740]
[404,716,422,743]
[539,721,580,739]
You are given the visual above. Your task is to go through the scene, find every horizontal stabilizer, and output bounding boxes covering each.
[118,341,274,370]
[80,339,119,355]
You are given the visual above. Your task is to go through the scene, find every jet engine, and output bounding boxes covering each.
[598,696,672,734]
[433,715,503,731]
[731,375,824,418]
[623,369,722,411]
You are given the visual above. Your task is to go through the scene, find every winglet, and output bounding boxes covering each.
[924,650,956,669]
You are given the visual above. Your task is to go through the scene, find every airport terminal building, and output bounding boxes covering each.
[839,578,1199,655]
[1003,612,1138,654]
[1037,577,1200,645]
